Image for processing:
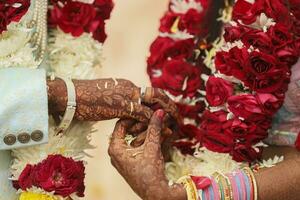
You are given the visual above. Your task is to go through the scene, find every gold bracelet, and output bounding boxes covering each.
[177,176,198,200]
[243,167,258,200]
[213,172,233,200]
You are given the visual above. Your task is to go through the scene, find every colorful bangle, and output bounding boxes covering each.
[211,177,220,200]
[177,176,199,200]
[227,173,239,200]
[241,170,251,200]
[243,167,258,200]
[214,172,232,200]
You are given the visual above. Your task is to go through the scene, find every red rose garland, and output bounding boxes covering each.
[147,0,213,117]
[148,0,300,162]
[17,155,85,197]
[0,0,30,34]
[49,0,113,43]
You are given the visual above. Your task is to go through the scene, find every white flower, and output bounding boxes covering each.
[159,31,194,40]
[165,147,244,182]
[170,0,203,14]
[259,155,284,168]
[11,117,95,179]
[0,23,37,69]
[73,0,95,4]
[48,29,104,79]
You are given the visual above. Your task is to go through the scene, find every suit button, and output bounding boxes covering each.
[17,133,31,144]
[31,130,44,142]
[3,134,16,146]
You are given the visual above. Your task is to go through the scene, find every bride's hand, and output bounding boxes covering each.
[108,110,186,200]
[47,78,179,122]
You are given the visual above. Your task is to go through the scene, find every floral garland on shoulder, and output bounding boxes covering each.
[0,0,113,199]
[147,0,300,181]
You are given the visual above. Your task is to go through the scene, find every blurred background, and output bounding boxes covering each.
[85,0,169,199]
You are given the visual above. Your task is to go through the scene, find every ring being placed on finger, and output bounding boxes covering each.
[112,78,118,86]
[140,86,147,99]
[130,101,134,115]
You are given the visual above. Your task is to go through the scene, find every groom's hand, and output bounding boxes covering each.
[108,110,186,200]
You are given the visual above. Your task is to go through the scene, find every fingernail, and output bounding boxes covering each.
[156,109,165,122]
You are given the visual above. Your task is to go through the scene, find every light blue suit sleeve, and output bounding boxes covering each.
[0,68,49,150]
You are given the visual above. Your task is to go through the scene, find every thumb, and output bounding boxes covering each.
[144,109,165,145]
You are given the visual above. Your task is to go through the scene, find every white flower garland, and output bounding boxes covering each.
[48,29,104,79]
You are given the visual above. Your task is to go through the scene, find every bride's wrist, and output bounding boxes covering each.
[47,78,68,115]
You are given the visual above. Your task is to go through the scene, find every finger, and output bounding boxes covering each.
[112,87,141,103]
[110,119,133,146]
[120,101,154,122]
[142,88,180,122]
[144,109,165,146]
[128,122,147,135]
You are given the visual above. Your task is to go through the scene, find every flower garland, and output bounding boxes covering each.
[0,0,114,199]
[148,0,300,180]
[0,0,30,34]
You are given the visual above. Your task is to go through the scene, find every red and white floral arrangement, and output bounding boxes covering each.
[147,0,300,181]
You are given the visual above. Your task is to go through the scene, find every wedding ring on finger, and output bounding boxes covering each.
[130,102,134,116]
[112,78,118,86]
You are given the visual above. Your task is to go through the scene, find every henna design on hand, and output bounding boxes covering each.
[47,78,180,124]
[108,110,187,200]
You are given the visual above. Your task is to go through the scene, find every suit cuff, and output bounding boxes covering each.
[0,68,48,150]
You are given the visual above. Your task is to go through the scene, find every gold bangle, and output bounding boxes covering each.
[213,172,233,200]
[177,176,198,200]
[243,167,258,200]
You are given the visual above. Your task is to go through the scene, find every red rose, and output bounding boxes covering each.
[0,12,8,34]
[223,25,248,42]
[159,11,179,33]
[206,76,234,107]
[227,94,265,120]
[275,41,299,66]
[147,37,194,70]
[0,0,30,33]
[200,110,228,133]
[6,0,30,22]
[18,155,85,197]
[50,1,97,37]
[223,118,257,139]
[215,47,249,81]
[91,18,107,43]
[94,0,114,20]
[202,130,233,153]
[173,140,196,155]
[179,124,203,140]
[157,59,203,98]
[241,29,273,53]
[18,165,34,190]
[178,9,205,35]
[233,0,290,25]
[32,155,85,197]
[232,145,262,162]
[263,0,290,23]
[267,24,293,46]
[177,102,205,122]
[256,93,282,115]
[232,0,261,25]
[244,51,290,93]
[289,0,300,20]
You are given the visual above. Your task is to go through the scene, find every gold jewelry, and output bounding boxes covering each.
[243,167,258,200]
[213,172,233,200]
[176,176,198,200]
